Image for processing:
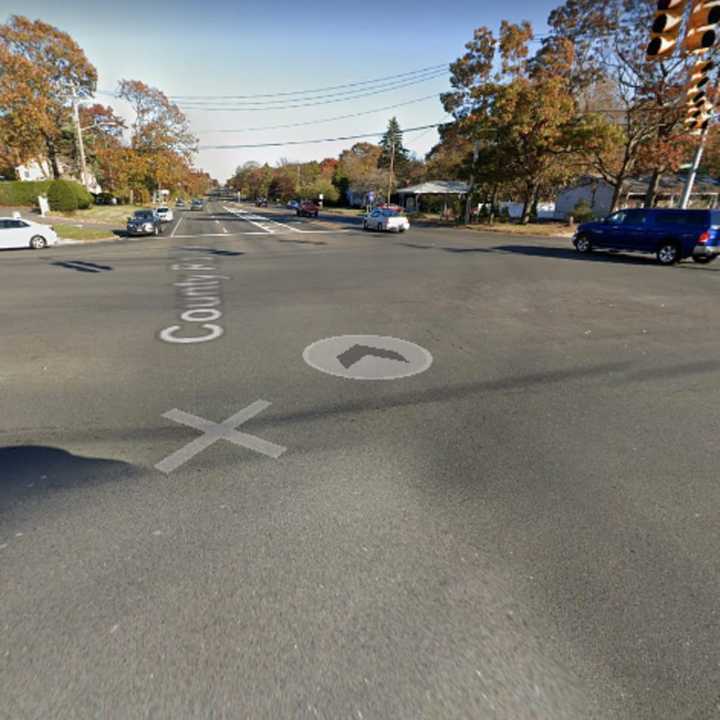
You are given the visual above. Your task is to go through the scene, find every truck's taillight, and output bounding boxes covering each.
[698,231,710,244]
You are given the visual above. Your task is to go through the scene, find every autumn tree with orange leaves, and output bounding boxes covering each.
[542,0,713,210]
[443,21,591,223]
[0,15,97,178]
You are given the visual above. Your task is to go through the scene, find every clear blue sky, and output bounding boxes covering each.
[9,0,560,181]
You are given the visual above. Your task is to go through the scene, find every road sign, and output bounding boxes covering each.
[303,335,433,380]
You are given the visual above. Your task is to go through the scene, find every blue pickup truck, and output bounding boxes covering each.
[573,208,720,265]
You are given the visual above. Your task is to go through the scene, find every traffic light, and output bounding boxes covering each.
[686,59,713,105]
[685,57,715,132]
[648,0,688,60]
[686,114,711,133]
[684,0,720,54]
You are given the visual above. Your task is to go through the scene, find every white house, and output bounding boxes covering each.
[15,159,53,182]
[555,175,720,219]
[14,158,102,194]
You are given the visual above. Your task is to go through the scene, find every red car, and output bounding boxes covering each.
[297,201,319,218]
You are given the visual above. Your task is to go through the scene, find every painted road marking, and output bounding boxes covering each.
[171,232,269,238]
[158,252,227,345]
[155,401,286,473]
[223,205,351,235]
[170,213,185,238]
[223,206,275,234]
[303,335,433,380]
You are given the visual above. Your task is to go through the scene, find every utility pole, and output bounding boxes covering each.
[386,141,395,205]
[71,91,88,188]
[680,126,709,209]
[464,140,480,225]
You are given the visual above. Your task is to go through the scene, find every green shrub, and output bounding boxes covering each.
[0,180,53,206]
[572,200,594,223]
[48,179,79,212]
[72,183,93,209]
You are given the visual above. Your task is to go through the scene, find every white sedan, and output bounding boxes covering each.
[0,216,59,250]
[363,208,410,233]
[156,207,174,223]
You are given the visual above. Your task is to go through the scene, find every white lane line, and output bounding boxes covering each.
[222,226,228,234]
[223,205,275,234]
[170,213,185,238]
[172,232,269,238]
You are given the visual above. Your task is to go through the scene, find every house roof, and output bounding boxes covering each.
[396,181,470,195]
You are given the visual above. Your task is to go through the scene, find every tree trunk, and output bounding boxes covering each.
[609,181,623,214]
[489,185,498,224]
[44,135,61,179]
[521,182,539,225]
[643,168,662,209]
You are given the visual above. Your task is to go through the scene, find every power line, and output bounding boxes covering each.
[171,63,449,100]
[176,71,448,111]
[197,122,445,150]
[195,94,441,133]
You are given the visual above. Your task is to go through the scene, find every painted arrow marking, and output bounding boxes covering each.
[336,344,410,369]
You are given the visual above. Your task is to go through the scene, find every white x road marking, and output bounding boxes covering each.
[155,400,286,474]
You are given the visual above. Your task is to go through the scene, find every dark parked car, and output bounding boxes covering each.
[126,209,162,237]
[574,208,720,265]
[297,201,319,218]
[256,197,268,207]
[175,198,186,208]
[93,192,118,206]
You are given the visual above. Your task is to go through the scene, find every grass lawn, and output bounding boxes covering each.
[53,223,115,241]
[320,207,365,217]
[54,205,147,225]
[463,221,575,238]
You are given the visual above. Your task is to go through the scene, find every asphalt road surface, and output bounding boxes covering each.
[2,201,720,720]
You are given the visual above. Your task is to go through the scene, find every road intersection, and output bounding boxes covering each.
[3,202,720,719]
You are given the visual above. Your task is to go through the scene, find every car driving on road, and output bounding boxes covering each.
[363,207,410,233]
[297,201,319,218]
[175,198,186,209]
[573,208,720,265]
[156,207,174,223]
[0,216,59,250]
[126,209,163,237]
[190,198,205,211]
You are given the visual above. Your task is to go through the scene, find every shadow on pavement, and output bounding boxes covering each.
[178,246,244,256]
[277,238,328,246]
[0,445,138,509]
[492,245,659,266]
[50,260,113,273]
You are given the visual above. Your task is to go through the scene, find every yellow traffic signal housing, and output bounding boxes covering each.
[685,115,711,134]
[647,0,689,60]
[686,58,713,110]
[684,1,720,53]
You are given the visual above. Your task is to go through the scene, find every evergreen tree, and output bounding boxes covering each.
[378,117,409,171]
